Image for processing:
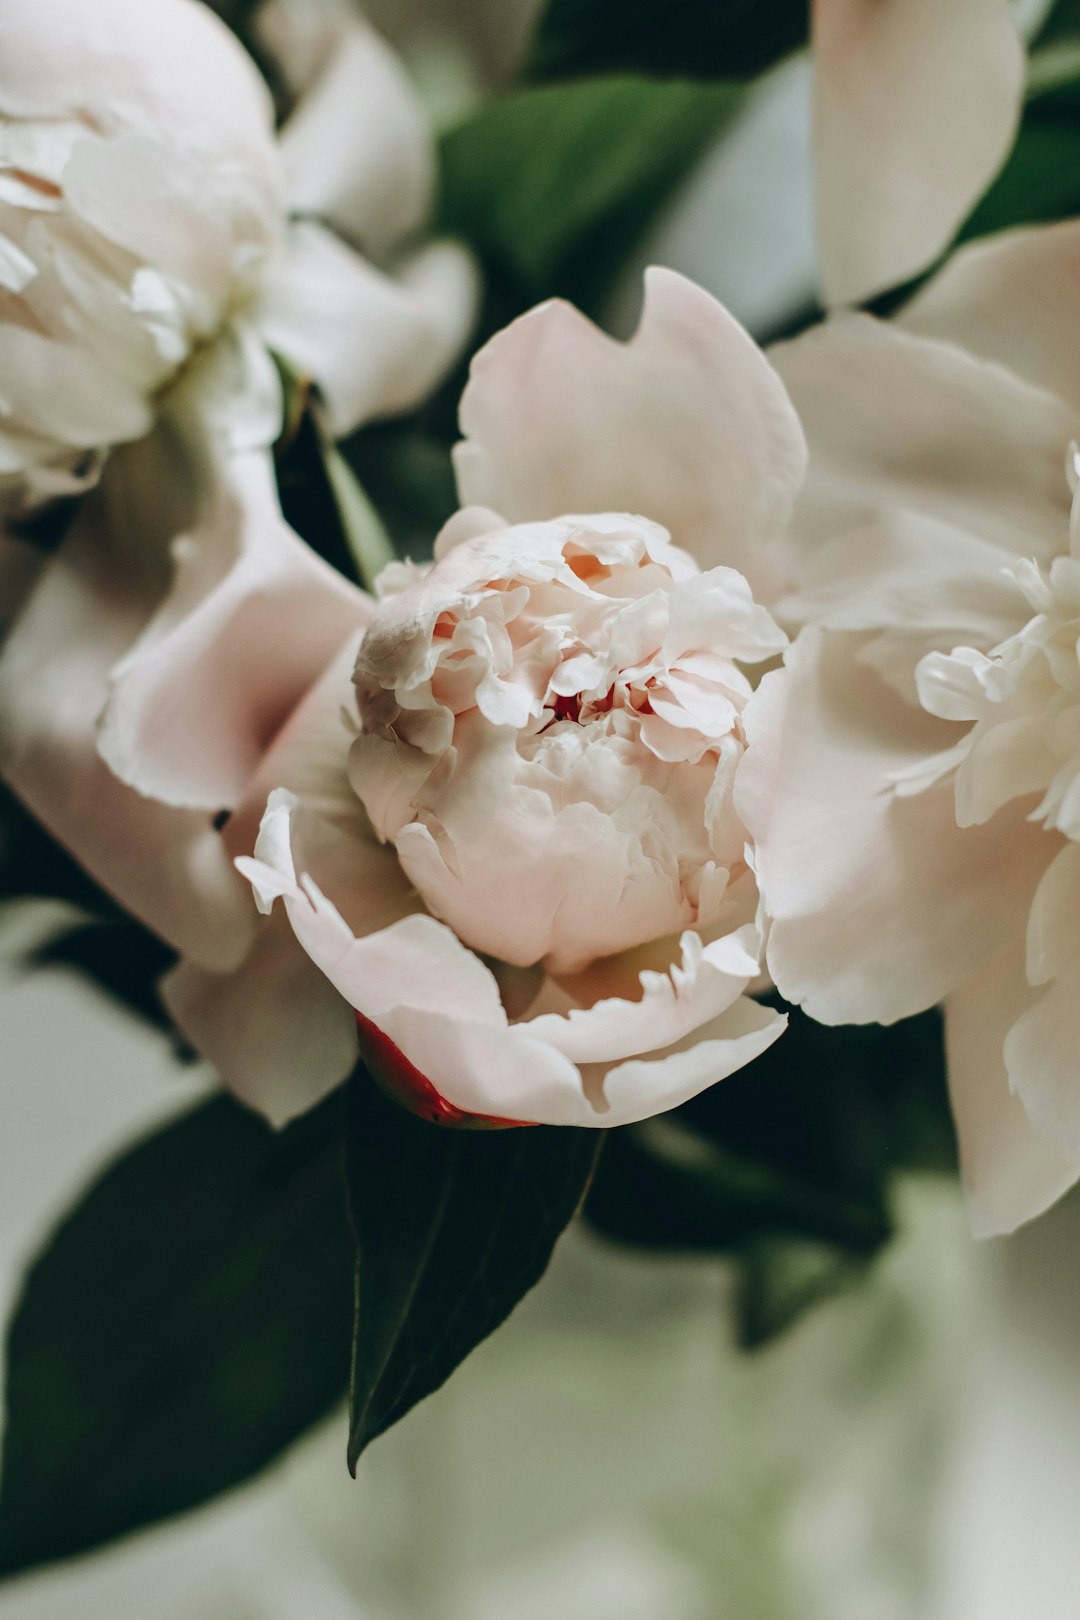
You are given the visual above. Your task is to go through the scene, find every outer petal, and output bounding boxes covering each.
[1004,844,1080,1169]
[946,939,1077,1238]
[95,352,366,812]
[737,627,1049,1024]
[0,0,276,173]
[899,220,1080,415]
[0,441,254,969]
[266,7,433,257]
[772,315,1076,560]
[813,0,1023,306]
[238,791,785,1127]
[257,224,479,436]
[779,508,1025,642]
[454,267,807,593]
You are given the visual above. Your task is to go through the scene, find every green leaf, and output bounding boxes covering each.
[438,75,740,312]
[0,1093,353,1578]
[346,1069,602,1471]
[586,1004,952,1285]
[736,1239,870,1351]
[526,0,807,84]
[318,433,396,591]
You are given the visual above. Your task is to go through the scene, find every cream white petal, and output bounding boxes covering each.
[454,267,807,593]
[813,0,1023,306]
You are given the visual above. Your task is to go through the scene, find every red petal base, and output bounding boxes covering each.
[356,1014,537,1131]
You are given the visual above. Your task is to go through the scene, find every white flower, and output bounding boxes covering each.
[737,221,1080,1235]
[158,269,804,1128]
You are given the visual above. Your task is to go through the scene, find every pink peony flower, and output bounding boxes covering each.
[738,221,1080,1234]
[160,269,806,1127]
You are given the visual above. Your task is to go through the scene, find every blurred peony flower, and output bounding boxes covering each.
[0,0,478,969]
[812,0,1024,306]
[0,0,477,507]
[738,220,1080,1234]
[158,269,806,1127]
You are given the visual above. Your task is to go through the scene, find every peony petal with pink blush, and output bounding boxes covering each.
[813,0,1022,307]
[771,316,1076,562]
[454,267,807,593]
[945,938,1076,1238]
[899,220,1080,415]
[95,402,367,813]
[258,225,479,437]
[267,7,433,258]
[737,626,1051,1025]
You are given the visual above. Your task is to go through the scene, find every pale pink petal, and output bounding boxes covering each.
[780,509,1025,645]
[997,845,1080,1170]
[813,0,1023,306]
[163,910,357,1125]
[0,442,254,968]
[528,926,762,1063]
[0,0,276,171]
[594,996,786,1128]
[899,220,1080,414]
[772,316,1075,560]
[271,17,433,257]
[946,939,1077,1238]
[96,384,367,812]
[454,267,807,591]
[257,224,478,436]
[737,627,1050,1024]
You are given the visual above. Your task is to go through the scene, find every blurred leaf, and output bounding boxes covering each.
[346,1069,602,1470]
[27,918,177,1036]
[438,75,740,313]
[586,1004,952,1303]
[319,432,395,590]
[0,1093,353,1577]
[736,1239,870,1351]
[526,0,807,84]
[0,783,118,918]
[1035,0,1080,46]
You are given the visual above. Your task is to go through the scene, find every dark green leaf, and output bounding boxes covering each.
[736,1239,870,1350]
[438,75,740,312]
[27,919,177,1037]
[586,1004,951,1277]
[0,1093,353,1577]
[346,1069,602,1470]
[526,0,807,84]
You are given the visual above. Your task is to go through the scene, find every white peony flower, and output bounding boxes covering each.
[0,0,477,508]
[0,0,477,967]
[737,220,1080,1235]
[153,269,807,1128]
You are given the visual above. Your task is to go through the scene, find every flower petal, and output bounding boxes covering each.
[737,626,1049,1024]
[813,0,1023,305]
[96,359,367,812]
[772,315,1075,560]
[454,267,807,593]
[946,939,1077,1237]
[258,224,479,436]
[899,220,1080,414]
[268,10,433,257]
[0,442,254,968]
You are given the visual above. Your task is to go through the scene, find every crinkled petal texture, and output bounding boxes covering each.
[813,0,1023,306]
[224,479,791,1126]
[352,512,786,975]
[237,788,785,1128]
[746,230,1080,1231]
[453,267,807,599]
[0,349,371,970]
[0,0,283,507]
